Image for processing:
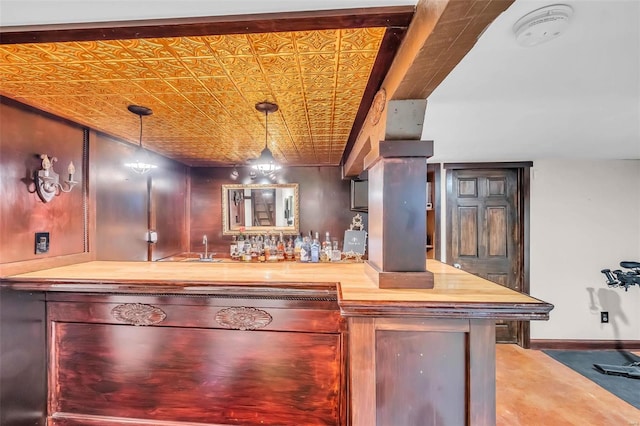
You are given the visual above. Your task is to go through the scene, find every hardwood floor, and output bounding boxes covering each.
[496,345,640,425]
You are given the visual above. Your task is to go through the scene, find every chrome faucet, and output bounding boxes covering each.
[202,235,208,259]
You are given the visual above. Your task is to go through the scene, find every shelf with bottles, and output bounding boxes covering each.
[230,230,344,264]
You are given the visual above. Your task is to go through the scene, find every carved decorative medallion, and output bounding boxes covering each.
[215,307,272,331]
[370,88,387,125]
[111,303,167,326]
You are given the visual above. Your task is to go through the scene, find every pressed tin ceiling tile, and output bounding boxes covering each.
[0,27,385,166]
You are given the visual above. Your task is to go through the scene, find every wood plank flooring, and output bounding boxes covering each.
[497,345,640,425]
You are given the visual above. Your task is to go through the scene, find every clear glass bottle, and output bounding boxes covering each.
[230,235,238,258]
[331,238,342,262]
[242,239,252,261]
[277,232,285,261]
[300,232,311,262]
[250,236,258,260]
[321,231,331,262]
[263,234,271,261]
[294,232,303,261]
[237,233,245,255]
[285,235,294,260]
[310,231,320,263]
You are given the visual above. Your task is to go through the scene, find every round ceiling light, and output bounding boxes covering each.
[513,4,573,47]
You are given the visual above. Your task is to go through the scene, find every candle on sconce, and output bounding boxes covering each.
[68,161,75,182]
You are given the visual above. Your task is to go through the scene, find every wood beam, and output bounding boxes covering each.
[343,0,514,177]
[0,7,414,44]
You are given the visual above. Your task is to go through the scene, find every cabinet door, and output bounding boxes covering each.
[47,294,346,426]
[50,322,343,426]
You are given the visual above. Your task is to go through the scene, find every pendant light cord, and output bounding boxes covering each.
[139,114,144,149]
[264,110,268,150]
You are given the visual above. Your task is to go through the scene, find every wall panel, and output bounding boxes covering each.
[0,98,85,265]
[0,287,47,425]
[189,166,356,257]
[151,161,189,261]
[93,132,189,261]
[93,133,149,261]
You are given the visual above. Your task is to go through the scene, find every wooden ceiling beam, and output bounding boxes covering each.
[0,7,414,44]
[343,0,514,177]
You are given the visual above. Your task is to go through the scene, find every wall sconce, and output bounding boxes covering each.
[35,154,77,203]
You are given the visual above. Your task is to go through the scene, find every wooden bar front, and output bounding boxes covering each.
[1,261,552,426]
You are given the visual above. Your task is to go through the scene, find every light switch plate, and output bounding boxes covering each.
[35,232,49,254]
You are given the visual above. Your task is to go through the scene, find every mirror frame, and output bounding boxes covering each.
[222,183,299,235]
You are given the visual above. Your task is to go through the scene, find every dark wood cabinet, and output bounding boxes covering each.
[46,291,347,426]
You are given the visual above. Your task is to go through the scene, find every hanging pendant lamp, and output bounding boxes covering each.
[124,104,157,174]
[252,101,281,173]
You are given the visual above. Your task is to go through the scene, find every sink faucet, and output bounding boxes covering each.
[202,235,208,259]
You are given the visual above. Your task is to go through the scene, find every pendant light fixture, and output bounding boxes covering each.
[252,101,281,173]
[124,104,157,174]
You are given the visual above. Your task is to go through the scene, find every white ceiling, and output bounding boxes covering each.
[2,0,639,163]
[424,0,640,162]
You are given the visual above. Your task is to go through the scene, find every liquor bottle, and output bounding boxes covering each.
[294,232,303,261]
[331,238,342,262]
[321,231,331,262]
[322,231,331,252]
[237,233,245,254]
[263,234,271,261]
[300,232,311,262]
[277,232,285,261]
[310,231,320,263]
[230,235,238,258]
[285,235,294,260]
[255,235,263,262]
[267,236,276,262]
[250,236,258,260]
[242,237,252,262]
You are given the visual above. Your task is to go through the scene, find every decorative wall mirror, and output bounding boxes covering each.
[222,183,299,235]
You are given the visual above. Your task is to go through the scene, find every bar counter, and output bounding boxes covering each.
[4,260,551,319]
[1,260,552,426]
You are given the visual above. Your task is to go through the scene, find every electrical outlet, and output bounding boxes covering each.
[35,232,49,254]
[601,312,609,323]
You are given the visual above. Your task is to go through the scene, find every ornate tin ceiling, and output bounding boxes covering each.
[0,28,386,166]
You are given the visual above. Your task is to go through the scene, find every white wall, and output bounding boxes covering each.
[529,159,640,340]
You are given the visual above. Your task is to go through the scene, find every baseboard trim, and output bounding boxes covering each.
[530,339,640,350]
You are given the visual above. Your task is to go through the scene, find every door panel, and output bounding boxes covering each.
[458,206,478,256]
[487,207,507,257]
[447,168,522,343]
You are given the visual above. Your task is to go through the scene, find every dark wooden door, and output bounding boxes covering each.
[447,168,522,343]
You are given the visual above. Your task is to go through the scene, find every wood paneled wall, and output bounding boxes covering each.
[0,98,190,271]
[93,132,189,261]
[189,167,359,257]
[150,160,189,261]
[93,132,149,261]
[0,98,86,268]
[0,98,354,267]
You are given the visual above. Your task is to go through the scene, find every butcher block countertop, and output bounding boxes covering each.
[1,260,553,320]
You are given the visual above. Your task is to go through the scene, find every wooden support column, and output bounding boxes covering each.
[365,140,434,289]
